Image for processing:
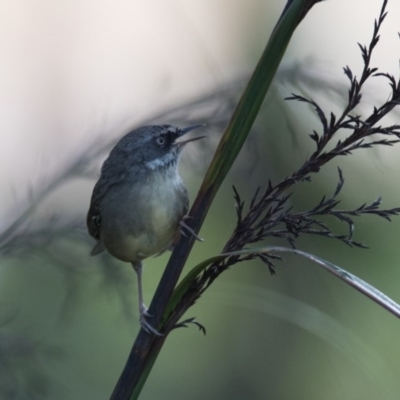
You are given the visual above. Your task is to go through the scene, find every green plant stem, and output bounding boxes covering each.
[110,1,322,399]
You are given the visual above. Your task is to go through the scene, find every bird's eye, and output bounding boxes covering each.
[156,136,166,147]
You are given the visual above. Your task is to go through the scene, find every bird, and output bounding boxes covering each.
[87,124,204,335]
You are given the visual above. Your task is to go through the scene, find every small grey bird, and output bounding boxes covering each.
[87,124,204,335]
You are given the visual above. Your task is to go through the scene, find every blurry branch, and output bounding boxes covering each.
[110,1,324,399]
[0,144,103,254]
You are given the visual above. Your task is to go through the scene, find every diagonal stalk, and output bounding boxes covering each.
[110,1,323,399]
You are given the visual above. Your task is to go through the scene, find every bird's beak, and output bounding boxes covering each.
[174,124,206,146]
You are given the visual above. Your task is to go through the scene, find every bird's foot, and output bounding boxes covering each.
[179,216,203,242]
[139,304,163,336]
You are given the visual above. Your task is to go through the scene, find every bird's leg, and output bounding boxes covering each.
[131,261,162,336]
[179,216,203,242]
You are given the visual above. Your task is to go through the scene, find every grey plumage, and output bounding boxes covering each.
[87,124,204,334]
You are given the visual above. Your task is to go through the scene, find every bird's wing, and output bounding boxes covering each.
[86,175,117,241]
[87,175,131,241]
[87,199,102,240]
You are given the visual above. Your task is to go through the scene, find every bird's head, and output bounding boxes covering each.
[111,124,205,172]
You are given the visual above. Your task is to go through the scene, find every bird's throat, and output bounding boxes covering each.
[145,150,179,171]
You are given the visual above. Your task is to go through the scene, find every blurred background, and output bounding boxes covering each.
[1,0,400,399]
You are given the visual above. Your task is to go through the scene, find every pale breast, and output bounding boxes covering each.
[99,168,188,263]
[148,173,187,234]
